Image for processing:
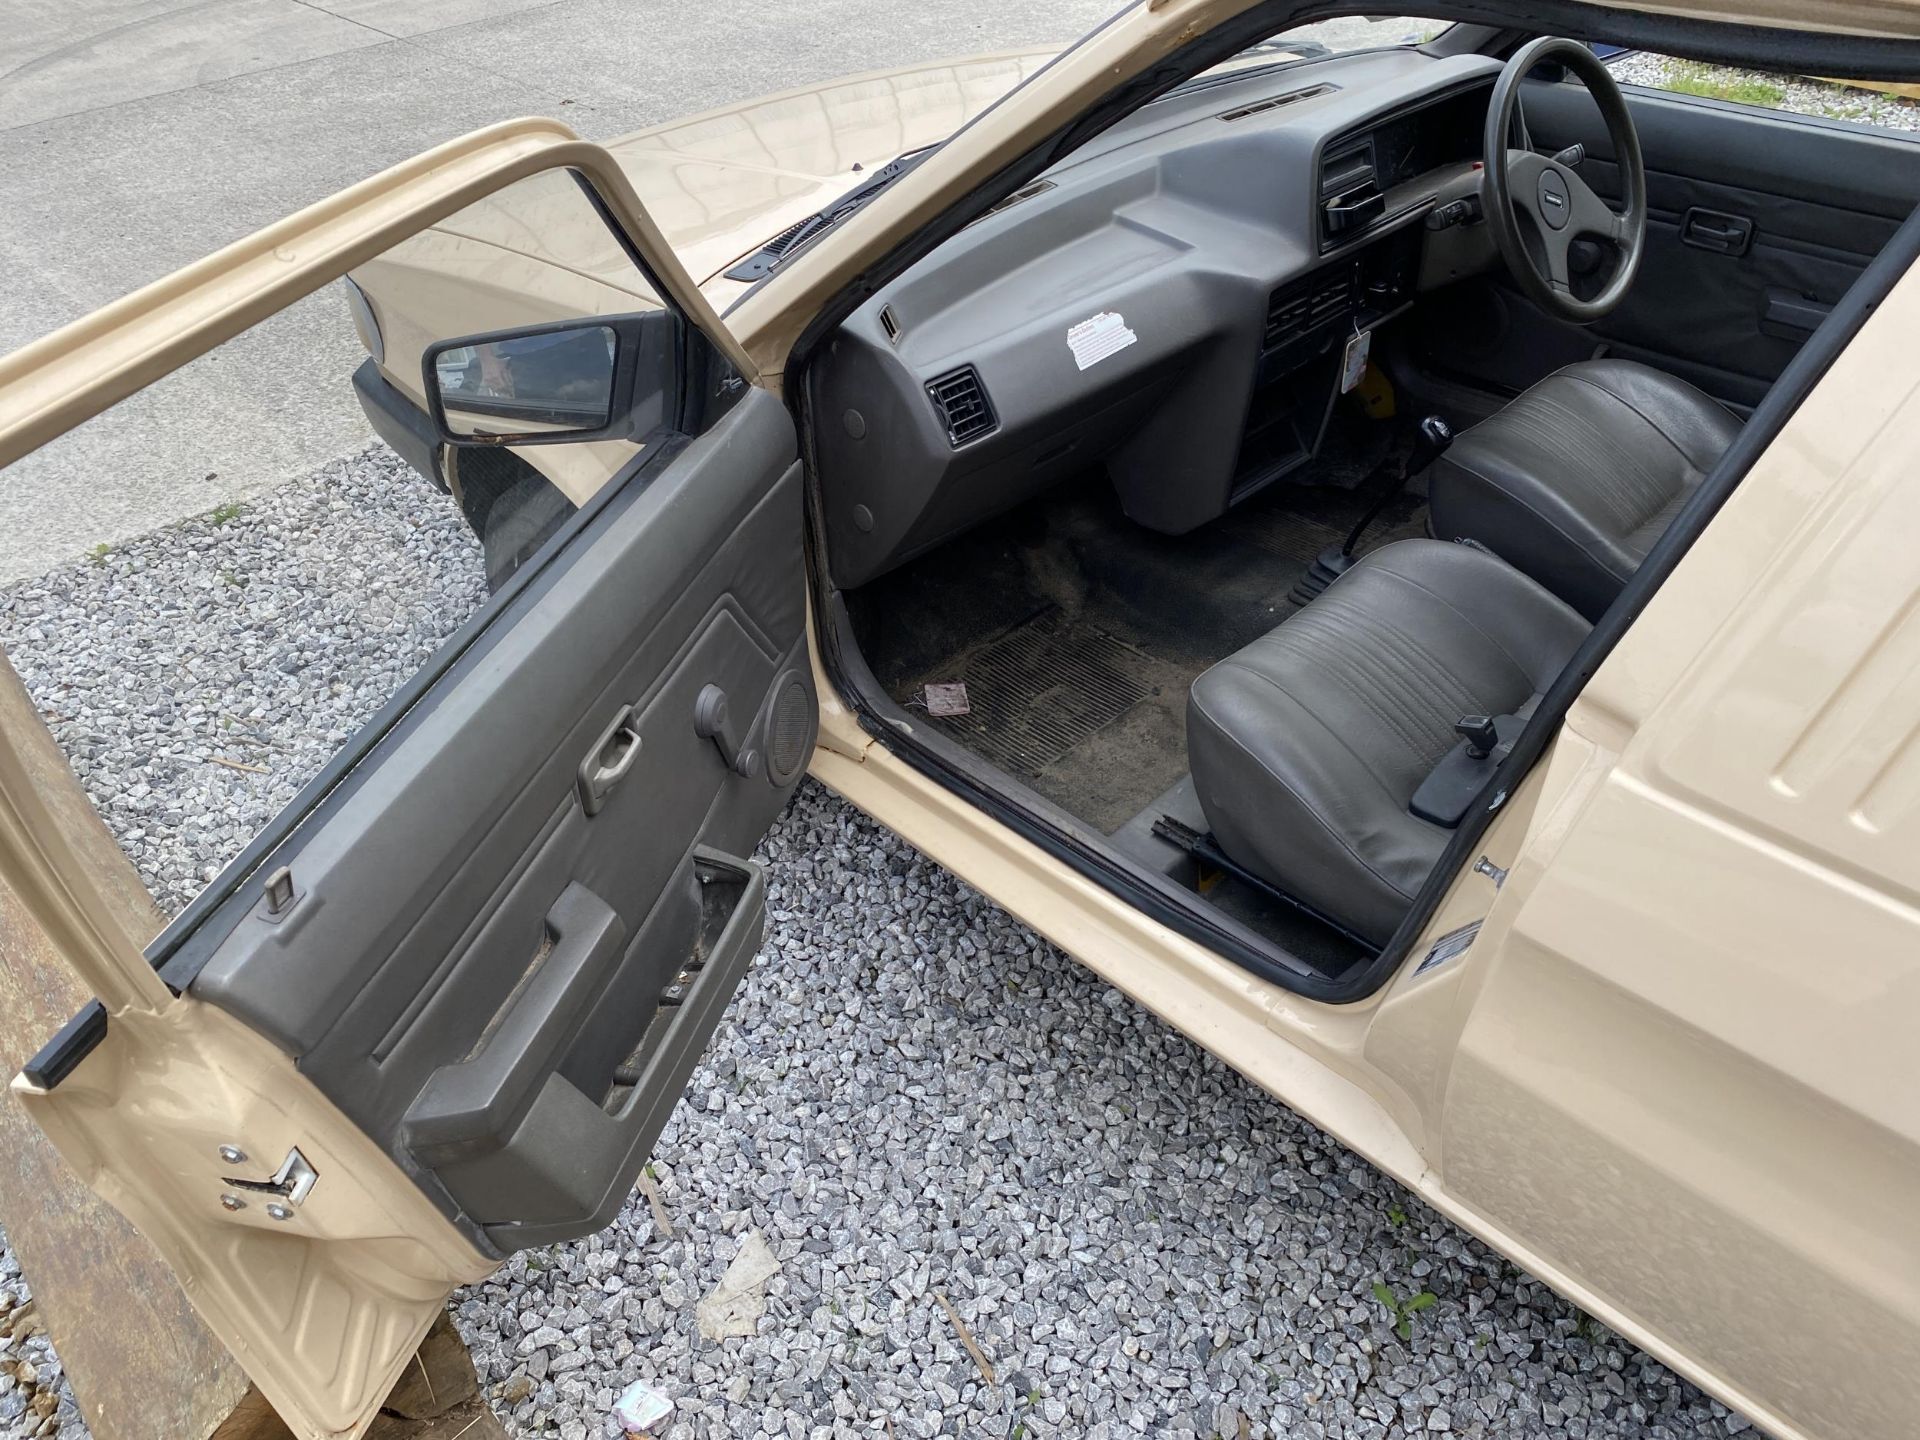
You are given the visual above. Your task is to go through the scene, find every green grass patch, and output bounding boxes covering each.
[1371,1280,1438,1342]
[1664,62,1785,108]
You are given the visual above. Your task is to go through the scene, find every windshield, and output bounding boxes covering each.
[688,14,1450,289]
[1202,15,1448,76]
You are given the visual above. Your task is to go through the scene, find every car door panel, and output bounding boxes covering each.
[1422,77,1920,410]
[0,123,813,1440]
[1529,79,1920,398]
[174,391,810,1253]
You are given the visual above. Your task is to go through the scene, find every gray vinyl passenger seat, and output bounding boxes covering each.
[1186,540,1588,946]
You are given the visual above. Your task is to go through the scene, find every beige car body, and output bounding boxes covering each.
[0,3,1917,1439]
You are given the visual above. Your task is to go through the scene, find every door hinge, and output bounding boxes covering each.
[219,1145,318,1221]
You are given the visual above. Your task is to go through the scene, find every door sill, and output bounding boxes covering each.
[811,589,1410,1004]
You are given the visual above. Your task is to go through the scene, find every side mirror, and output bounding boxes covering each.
[422,311,674,446]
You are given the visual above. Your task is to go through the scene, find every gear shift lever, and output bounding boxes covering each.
[1288,415,1454,606]
[1402,415,1457,490]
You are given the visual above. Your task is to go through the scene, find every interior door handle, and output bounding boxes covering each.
[577,703,641,816]
[1680,207,1754,256]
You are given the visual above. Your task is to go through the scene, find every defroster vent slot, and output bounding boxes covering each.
[1218,83,1337,122]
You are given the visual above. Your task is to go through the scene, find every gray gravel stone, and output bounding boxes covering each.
[0,446,1755,1440]
[0,445,486,917]
[0,1243,87,1440]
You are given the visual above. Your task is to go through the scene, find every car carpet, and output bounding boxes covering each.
[851,414,1426,836]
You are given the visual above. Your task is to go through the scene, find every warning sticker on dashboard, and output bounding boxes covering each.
[1066,311,1137,372]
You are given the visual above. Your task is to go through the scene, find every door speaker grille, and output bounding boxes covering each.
[765,677,811,783]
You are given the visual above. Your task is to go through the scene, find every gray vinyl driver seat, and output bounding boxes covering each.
[1427,359,1740,620]
[1186,540,1588,948]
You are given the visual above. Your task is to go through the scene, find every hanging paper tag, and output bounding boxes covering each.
[1340,328,1373,395]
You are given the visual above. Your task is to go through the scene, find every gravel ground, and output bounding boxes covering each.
[0,447,487,915]
[0,449,1757,1440]
[454,780,1756,1440]
[1608,53,1920,132]
[0,1255,81,1439]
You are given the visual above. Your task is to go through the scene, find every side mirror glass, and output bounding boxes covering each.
[424,313,670,446]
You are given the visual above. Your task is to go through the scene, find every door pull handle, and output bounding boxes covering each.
[577,704,642,816]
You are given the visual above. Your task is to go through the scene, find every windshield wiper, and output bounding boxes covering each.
[724,146,940,283]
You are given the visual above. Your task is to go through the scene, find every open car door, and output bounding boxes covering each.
[0,121,815,1439]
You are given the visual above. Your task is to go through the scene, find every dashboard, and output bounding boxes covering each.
[810,48,1503,591]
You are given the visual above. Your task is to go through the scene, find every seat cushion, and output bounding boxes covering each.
[1187,540,1588,946]
[1428,359,1738,620]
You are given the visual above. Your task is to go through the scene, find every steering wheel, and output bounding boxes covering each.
[1482,36,1647,323]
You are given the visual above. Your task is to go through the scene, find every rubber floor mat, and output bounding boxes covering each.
[905,610,1157,780]
[1229,413,1422,579]
[1237,509,1347,568]
[1231,492,1427,598]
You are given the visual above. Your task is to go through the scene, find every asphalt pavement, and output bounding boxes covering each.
[0,0,1121,579]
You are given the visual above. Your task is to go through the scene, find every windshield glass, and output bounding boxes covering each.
[1203,15,1448,76]
[679,14,1449,289]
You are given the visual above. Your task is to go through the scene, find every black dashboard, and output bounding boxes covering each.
[811,48,1501,590]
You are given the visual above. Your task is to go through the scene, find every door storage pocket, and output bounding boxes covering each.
[401,847,765,1251]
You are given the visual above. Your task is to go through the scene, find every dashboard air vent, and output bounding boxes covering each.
[1318,135,1385,245]
[926,366,997,447]
[1263,265,1356,352]
[1217,83,1336,122]
[879,304,901,344]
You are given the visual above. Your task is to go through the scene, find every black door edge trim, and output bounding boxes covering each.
[793,0,1920,1005]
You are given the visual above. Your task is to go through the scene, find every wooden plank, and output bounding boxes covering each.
[206,1313,498,1440]
[1819,76,1920,102]
[206,1388,295,1440]
[0,654,254,1440]
[365,1398,509,1440]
